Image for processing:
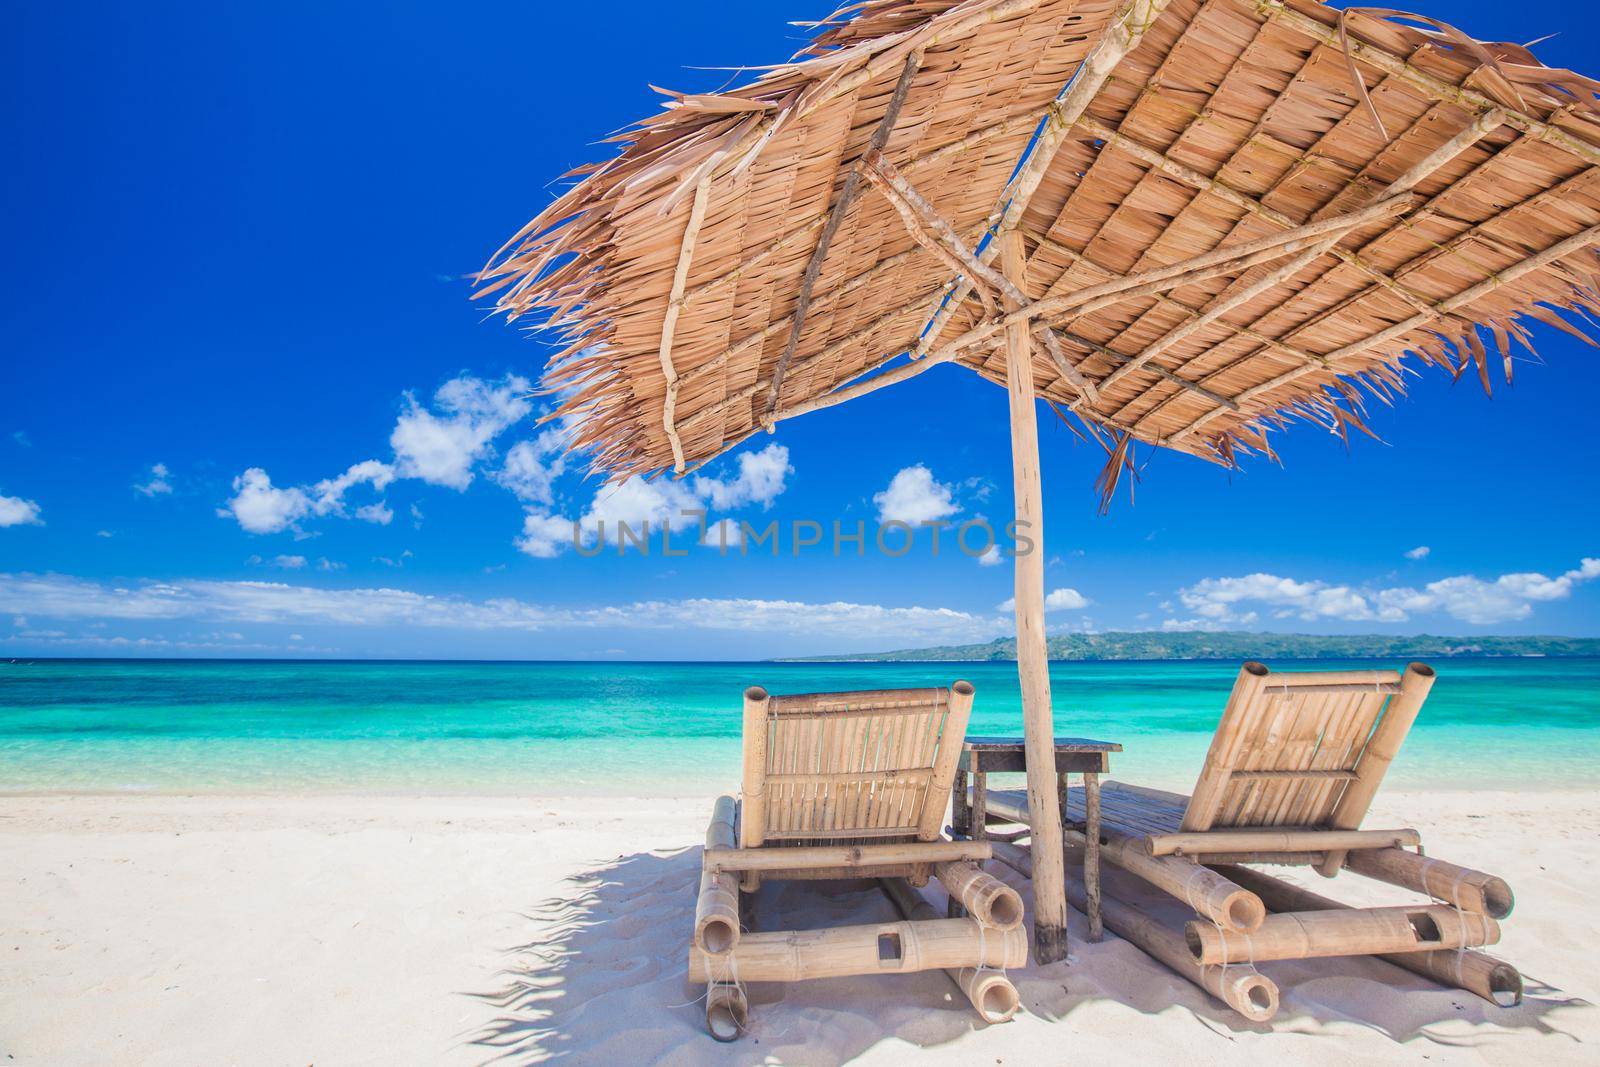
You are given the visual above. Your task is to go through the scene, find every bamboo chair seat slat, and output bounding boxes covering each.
[1229,769,1358,780]
[760,827,925,842]
[987,783,1187,839]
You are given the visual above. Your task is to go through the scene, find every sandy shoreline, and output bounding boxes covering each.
[2,791,1596,1065]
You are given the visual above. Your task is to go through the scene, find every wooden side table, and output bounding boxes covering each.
[949,735,1120,942]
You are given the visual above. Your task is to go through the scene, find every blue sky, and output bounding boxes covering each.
[3,1,1599,660]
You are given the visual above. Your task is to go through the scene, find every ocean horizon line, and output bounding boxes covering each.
[8,650,1600,666]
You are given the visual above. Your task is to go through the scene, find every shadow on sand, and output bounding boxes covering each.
[462,844,1588,1065]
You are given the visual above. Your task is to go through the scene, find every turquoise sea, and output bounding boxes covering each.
[1,657,1597,795]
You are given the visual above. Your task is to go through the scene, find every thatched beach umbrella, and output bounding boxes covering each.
[478,0,1600,961]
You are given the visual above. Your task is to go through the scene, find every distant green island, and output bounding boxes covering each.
[779,632,1600,662]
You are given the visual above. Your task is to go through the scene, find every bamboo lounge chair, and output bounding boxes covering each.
[689,682,1028,1039]
[987,662,1520,1017]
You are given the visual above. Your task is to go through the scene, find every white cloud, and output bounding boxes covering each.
[247,554,308,570]
[997,587,1090,613]
[220,375,789,559]
[1164,558,1600,628]
[695,444,791,510]
[873,465,958,525]
[97,530,113,538]
[0,572,1000,644]
[659,598,992,641]
[316,558,345,572]
[1413,562,1600,624]
[1176,573,1389,623]
[312,460,394,515]
[516,444,795,559]
[391,374,531,489]
[1161,614,1258,632]
[134,463,173,497]
[700,517,747,552]
[219,469,311,535]
[579,476,704,547]
[0,629,318,654]
[222,375,529,537]
[1047,588,1091,611]
[495,428,569,506]
[1405,546,1431,560]
[977,545,1003,567]
[354,502,393,525]
[0,494,44,528]
[516,511,572,559]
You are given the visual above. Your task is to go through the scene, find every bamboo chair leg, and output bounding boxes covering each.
[1084,771,1103,942]
[1185,905,1500,965]
[739,886,758,935]
[705,981,748,1042]
[688,918,1027,981]
[1213,864,1523,1006]
[695,796,741,955]
[950,766,972,917]
[989,841,1278,1021]
[879,878,1021,1024]
[1342,847,1513,918]
[933,860,1024,931]
[1068,827,1265,933]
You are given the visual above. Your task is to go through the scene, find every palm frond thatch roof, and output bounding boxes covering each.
[477,0,1600,484]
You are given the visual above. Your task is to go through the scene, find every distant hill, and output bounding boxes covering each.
[778,631,1600,662]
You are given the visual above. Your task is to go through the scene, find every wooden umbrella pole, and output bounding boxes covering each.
[999,228,1068,963]
[863,150,1099,405]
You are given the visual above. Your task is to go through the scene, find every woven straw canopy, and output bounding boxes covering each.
[478,0,1600,489]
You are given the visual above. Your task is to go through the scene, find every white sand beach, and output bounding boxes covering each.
[2,790,1597,1065]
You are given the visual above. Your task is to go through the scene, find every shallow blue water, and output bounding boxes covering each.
[1,657,1596,794]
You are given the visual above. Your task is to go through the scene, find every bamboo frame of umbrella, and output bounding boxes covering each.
[478,0,1600,963]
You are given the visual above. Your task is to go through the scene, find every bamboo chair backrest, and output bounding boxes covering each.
[1180,662,1436,834]
[739,682,975,846]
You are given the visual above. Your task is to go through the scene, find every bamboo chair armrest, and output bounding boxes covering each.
[1144,827,1421,857]
[705,840,991,873]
